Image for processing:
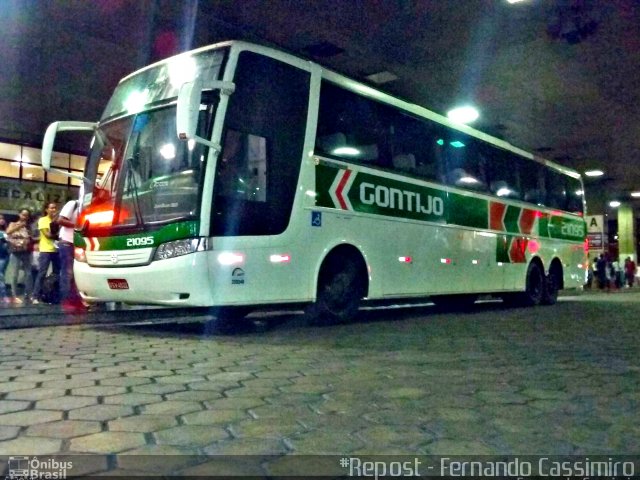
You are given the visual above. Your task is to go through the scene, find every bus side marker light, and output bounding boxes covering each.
[527,240,540,254]
[217,252,245,266]
[270,254,291,263]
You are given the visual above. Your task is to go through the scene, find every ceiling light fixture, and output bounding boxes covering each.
[631,192,640,198]
[365,71,398,85]
[584,169,604,177]
[609,201,621,208]
[447,106,479,124]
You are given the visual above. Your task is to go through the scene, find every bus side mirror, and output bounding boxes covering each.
[176,79,234,152]
[42,121,97,182]
[176,78,203,141]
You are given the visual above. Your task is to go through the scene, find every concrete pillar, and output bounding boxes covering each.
[618,204,636,262]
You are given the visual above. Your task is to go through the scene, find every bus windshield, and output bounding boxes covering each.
[81,107,210,232]
[80,50,225,233]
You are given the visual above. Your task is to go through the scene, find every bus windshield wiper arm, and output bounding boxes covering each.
[125,158,144,228]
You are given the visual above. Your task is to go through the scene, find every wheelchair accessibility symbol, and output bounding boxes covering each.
[311,211,322,227]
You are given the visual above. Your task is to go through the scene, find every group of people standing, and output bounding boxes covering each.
[589,253,637,290]
[0,199,83,310]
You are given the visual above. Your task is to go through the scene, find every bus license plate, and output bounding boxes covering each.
[108,279,129,290]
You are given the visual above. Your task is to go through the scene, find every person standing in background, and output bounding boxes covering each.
[6,209,34,304]
[625,257,637,288]
[0,215,9,303]
[32,202,60,304]
[57,199,85,311]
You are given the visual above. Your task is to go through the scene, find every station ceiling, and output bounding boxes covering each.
[2,0,639,213]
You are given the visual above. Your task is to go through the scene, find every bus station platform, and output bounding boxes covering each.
[0,289,638,476]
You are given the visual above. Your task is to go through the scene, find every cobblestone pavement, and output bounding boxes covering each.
[0,291,639,475]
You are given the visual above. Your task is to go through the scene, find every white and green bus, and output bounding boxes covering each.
[42,40,587,322]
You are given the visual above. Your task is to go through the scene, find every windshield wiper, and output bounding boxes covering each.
[125,157,144,228]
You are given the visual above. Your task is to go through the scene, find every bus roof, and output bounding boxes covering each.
[120,40,581,180]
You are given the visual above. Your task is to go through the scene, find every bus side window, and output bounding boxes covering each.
[441,136,488,192]
[316,81,392,169]
[485,148,521,200]
[212,50,309,236]
[518,157,546,206]
[566,176,584,214]
[390,112,439,182]
[546,168,569,211]
[392,153,416,172]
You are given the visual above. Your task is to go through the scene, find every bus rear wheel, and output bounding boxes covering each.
[306,258,364,325]
[542,265,561,305]
[522,261,544,306]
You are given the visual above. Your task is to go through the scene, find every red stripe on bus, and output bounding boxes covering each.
[519,209,536,234]
[490,202,507,231]
[335,169,352,210]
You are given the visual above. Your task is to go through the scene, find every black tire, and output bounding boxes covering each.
[542,265,561,305]
[522,261,545,306]
[306,258,364,325]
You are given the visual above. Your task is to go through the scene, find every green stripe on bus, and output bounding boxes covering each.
[503,205,521,234]
[315,163,339,209]
[314,162,586,241]
[77,220,199,250]
[496,235,510,263]
[446,192,487,229]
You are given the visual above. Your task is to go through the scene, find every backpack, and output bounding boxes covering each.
[41,273,60,304]
[49,220,60,240]
[0,232,8,258]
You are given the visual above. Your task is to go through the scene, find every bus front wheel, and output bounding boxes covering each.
[306,258,365,325]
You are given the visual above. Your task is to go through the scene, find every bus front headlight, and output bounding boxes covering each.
[153,238,206,261]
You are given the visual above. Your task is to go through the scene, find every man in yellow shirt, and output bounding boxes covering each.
[32,202,60,304]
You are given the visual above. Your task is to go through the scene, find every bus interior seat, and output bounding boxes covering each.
[392,154,416,172]
[414,161,437,180]
[524,189,544,204]
[491,180,508,194]
[317,132,347,153]
[352,144,379,163]
[449,168,468,185]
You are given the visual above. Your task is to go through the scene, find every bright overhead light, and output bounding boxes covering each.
[159,143,176,160]
[365,71,398,85]
[631,192,640,198]
[459,176,479,184]
[584,169,604,177]
[609,201,621,208]
[447,106,479,124]
[507,0,528,3]
[332,147,360,156]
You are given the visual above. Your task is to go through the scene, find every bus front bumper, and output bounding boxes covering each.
[74,252,212,306]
